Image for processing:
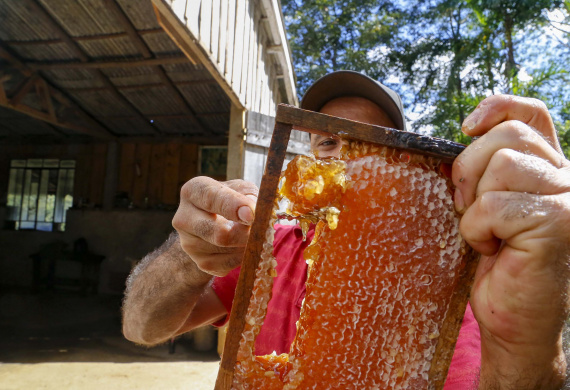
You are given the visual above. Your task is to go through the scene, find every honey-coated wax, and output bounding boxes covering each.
[232,141,466,389]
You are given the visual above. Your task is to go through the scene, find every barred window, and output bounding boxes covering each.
[5,159,75,232]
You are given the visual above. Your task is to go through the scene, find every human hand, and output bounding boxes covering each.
[172,177,258,277]
[452,95,570,388]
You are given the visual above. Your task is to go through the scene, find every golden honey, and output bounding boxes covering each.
[232,141,465,389]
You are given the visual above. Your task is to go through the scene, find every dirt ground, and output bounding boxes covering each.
[0,362,219,390]
[0,288,220,390]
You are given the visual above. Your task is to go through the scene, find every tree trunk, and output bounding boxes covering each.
[504,12,516,89]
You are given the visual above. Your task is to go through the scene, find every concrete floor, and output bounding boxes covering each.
[0,287,220,389]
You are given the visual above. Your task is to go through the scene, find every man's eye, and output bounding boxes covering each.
[319,139,337,147]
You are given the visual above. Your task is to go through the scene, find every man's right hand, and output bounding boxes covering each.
[172,177,259,277]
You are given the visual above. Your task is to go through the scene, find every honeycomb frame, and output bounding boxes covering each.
[214,104,480,390]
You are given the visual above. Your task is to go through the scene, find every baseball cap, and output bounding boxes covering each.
[300,70,406,131]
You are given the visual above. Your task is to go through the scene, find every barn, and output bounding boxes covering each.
[0,0,306,295]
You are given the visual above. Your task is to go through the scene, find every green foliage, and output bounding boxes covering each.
[282,0,401,95]
[282,0,570,148]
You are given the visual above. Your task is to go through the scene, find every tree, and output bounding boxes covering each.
[282,0,570,149]
[281,0,402,96]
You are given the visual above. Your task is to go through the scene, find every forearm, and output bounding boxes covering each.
[478,330,567,389]
[122,232,212,346]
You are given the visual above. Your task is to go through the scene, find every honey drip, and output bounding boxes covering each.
[232,142,466,389]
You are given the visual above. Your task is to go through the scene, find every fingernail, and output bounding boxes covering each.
[238,205,254,225]
[454,188,466,214]
[462,110,481,131]
[246,194,258,203]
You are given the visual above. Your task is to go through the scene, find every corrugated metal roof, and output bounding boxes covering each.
[0,0,231,143]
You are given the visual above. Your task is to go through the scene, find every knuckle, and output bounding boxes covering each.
[193,218,215,239]
[196,259,225,277]
[172,212,185,232]
[490,148,518,171]
[223,254,243,271]
[225,179,259,196]
[477,191,499,215]
[529,97,548,113]
[212,227,233,247]
[182,177,212,207]
[179,239,195,256]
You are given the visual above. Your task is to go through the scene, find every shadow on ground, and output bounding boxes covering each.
[0,286,219,364]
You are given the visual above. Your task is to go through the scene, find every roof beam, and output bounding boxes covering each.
[27,56,189,70]
[0,80,7,104]
[65,78,217,93]
[2,28,165,46]
[26,0,160,135]
[105,0,210,133]
[9,74,38,106]
[0,44,115,140]
[105,112,228,120]
[0,99,114,139]
[103,0,153,59]
[151,0,242,108]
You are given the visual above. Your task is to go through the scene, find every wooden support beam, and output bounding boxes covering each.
[152,0,243,109]
[26,0,160,135]
[9,74,38,106]
[266,44,282,54]
[24,0,89,62]
[0,100,114,139]
[0,81,7,104]
[103,0,153,59]
[3,28,164,46]
[104,112,229,120]
[0,45,33,77]
[0,44,115,139]
[102,0,210,133]
[65,79,217,93]
[117,135,227,144]
[27,56,189,70]
[38,78,56,121]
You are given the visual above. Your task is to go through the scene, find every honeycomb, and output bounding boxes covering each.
[232,140,466,389]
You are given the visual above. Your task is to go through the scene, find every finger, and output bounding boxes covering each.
[224,179,259,198]
[182,177,258,225]
[190,251,244,277]
[462,95,561,154]
[459,191,558,256]
[178,230,244,255]
[476,149,570,198]
[173,202,251,248]
[453,121,565,209]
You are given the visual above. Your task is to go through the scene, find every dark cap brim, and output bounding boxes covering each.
[300,70,406,131]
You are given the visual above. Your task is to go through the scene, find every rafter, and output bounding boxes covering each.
[0,44,114,140]
[9,74,38,106]
[27,56,189,70]
[105,0,210,133]
[103,0,153,59]
[2,28,165,46]
[0,81,7,104]
[26,0,160,135]
[37,78,56,121]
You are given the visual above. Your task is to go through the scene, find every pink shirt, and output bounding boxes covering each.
[212,224,481,388]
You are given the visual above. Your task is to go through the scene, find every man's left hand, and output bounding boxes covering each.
[453,95,570,389]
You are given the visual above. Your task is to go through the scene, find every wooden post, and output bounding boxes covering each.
[226,103,246,180]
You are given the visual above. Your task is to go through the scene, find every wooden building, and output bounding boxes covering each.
[0,0,306,293]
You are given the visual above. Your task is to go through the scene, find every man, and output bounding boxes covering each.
[122,71,570,389]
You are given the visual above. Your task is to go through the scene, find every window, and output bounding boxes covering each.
[6,159,75,232]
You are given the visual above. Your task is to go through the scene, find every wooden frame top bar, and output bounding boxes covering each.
[275,104,466,163]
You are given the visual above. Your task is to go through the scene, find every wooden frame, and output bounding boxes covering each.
[215,104,480,390]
